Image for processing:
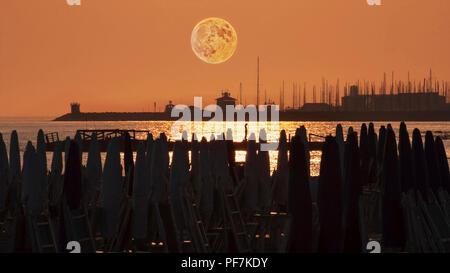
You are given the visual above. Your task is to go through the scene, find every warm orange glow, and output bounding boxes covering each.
[1,0,449,116]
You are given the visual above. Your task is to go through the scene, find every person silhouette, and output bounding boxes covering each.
[244,123,248,142]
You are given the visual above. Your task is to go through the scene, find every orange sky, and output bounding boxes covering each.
[1,0,449,116]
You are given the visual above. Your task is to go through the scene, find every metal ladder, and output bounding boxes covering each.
[63,204,97,253]
[29,214,58,253]
[184,196,210,253]
[222,191,251,253]
[158,201,183,253]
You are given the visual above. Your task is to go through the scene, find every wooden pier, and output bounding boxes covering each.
[44,129,325,152]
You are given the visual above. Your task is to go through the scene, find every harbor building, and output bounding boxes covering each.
[342,85,447,112]
[71,102,81,114]
[216,91,236,111]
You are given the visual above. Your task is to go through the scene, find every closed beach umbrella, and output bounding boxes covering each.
[37,130,47,199]
[86,133,102,205]
[23,142,42,215]
[63,141,82,210]
[150,136,169,203]
[132,142,149,239]
[318,136,343,253]
[49,141,63,204]
[287,135,312,253]
[199,137,213,227]
[342,132,363,252]
[37,129,47,173]
[412,129,429,201]
[191,134,202,201]
[9,130,20,179]
[359,123,369,185]
[368,123,377,160]
[367,122,378,184]
[398,122,414,193]
[382,128,404,249]
[9,130,21,207]
[377,126,386,166]
[435,137,449,193]
[169,140,189,231]
[297,126,310,179]
[242,133,258,215]
[336,124,345,181]
[0,134,9,210]
[256,129,271,209]
[424,131,441,193]
[100,137,123,240]
[50,142,63,176]
[215,140,232,193]
[64,136,71,168]
[273,130,289,209]
[74,131,83,164]
[225,129,235,180]
[124,132,134,196]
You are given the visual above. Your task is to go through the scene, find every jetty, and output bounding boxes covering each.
[44,129,325,152]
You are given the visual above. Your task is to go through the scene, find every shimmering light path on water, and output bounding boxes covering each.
[0,118,449,177]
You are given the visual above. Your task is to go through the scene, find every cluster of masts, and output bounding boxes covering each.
[241,57,449,111]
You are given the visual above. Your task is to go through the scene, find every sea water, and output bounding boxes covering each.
[0,117,449,177]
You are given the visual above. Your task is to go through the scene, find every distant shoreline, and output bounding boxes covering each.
[53,110,450,122]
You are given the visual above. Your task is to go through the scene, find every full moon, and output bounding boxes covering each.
[191,17,237,64]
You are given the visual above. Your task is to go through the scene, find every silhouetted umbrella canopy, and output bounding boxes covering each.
[51,142,63,176]
[63,141,82,210]
[64,136,71,166]
[37,129,47,173]
[86,133,102,204]
[347,126,354,136]
[297,126,310,178]
[74,131,83,164]
[359,123,370,185]
[150,133,169,203]
[367,122,377,160]
[199,137,213,227]
[124,132,134,196]
[342,131,363,252]
[190,134,201,201]
[382,128,404,249]
[424,131,441,193]
[367,122,378,184]
[0,134,9,210]
[100,137,122,239]
[412,129,429,201]
[273,130,289,208]
[318,136,343,253]
[214,139,232,192]
[9,130,20,206]
[23,141,42,215]
[9,130,20,179]
[145,133,154,194]
[225,129,236,182]
[257,129,271,209]
[287,135,312,253]
[377,126,386,165]
[49,141,63,205]
[435,137,449,193]
[336,124,345,180]
[243,133,258,213]
[36,130,48,202]
[169,140,190,230]
[132,142,149,239]
[398,122,414,193]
